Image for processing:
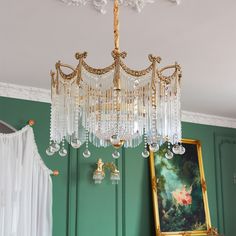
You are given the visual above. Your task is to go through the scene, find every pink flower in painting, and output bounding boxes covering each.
[172,185,192,206]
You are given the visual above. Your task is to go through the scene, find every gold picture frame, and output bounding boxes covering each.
[150,139,219,236]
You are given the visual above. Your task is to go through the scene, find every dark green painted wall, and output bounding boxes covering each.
[1,96,236,236]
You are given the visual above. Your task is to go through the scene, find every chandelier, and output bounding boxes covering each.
[46,0,185,159]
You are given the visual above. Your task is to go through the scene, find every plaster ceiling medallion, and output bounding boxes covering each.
[60,0,181,14]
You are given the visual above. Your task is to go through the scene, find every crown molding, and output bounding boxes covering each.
[0,82,50,103]
[182,111,236,129]
[1,82,236,129]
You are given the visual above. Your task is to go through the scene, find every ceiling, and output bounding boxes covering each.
[0,0,236,118]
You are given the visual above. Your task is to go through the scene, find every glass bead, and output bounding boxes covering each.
[165,150,174,160]
[172,144,180,154]
[59,147,67,157]
[149,142,159,152]
[46,146,55,156]
[112,150,120,159]
[179,145,186,155]
[83,149,91,158]
[110,134,120,145]
[71,139,81,149]
[142,150,150,158]
[51,142,60,152]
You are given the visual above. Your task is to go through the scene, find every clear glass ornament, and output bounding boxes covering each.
[112,150,120,159]
[172,144,180,154]
[71,138,81,149]
[149,142,159,152]
[142,150,150,158]
[46,146,55,156]
[179,145,185,155]
[165,150,174,160]
[83,149,91,158]
[110,134,120,145]
[59,147,67,157]
[51,142,60,152]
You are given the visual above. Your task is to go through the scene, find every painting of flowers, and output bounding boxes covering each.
[150,139,212,235]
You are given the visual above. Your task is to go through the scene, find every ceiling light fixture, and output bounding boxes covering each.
[46,0,184,159]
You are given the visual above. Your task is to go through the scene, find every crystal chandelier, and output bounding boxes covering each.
[46,0,184,159]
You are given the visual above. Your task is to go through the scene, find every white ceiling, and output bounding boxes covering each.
[0,0,236,118]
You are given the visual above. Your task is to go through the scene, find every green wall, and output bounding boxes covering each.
[1,96,236,236]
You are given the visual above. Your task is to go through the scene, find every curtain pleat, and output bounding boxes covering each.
[0,126,52,236]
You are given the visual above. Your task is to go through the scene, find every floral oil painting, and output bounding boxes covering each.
[150,139,214,236]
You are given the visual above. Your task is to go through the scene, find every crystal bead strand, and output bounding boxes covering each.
[149,85,159,152]
[167,83,172,143]
[71,84,81,148]
[83,127,91,158]
[142,128,149,158]
[176,75,185,154]
[124,79,127,141]
[58,85,68,156]
[46,101,56,156]
[144,85,149,138]
[132,87,138,148]
[155,79,161,145]
[59,136,67,157]
[66,83,73,138]
[97,84,102,139]
[172,75,180,154]
[52,93,60,152]
[111,89,121,159]
[165,141,174,159]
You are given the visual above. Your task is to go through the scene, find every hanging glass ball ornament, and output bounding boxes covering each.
[142,150,150,158]
[112,150,120,159]
[110,134,120,146]
[165,150,174,160]
[172,144,180,154]
[51,142,60,152]
[46,146,55,156]
[179,144,186,155]
[149,142,159,152]
[71,138,81,149]
[59,147,67,157]
[83,149,91,158]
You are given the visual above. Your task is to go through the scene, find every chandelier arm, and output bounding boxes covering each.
[50,70,59,96]
[159,64,181,74]
[50,71,57,88]
[58,69,77,81]
[82,61,115,75]
[56,62,77,80]
[114,0,119,52]
[158,64,181,82]
[56,62,76,73]
[119,60,153,77]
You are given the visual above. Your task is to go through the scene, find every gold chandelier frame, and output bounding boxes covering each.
[50,0,182,93]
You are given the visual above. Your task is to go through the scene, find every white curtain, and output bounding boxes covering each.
[0,125,52,236]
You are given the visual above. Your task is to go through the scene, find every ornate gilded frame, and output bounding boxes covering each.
[149,139,219,236]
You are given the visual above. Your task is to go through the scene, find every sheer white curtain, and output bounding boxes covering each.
[0,125,52,236]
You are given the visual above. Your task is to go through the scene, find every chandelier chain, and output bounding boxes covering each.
[114,0,119,52]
